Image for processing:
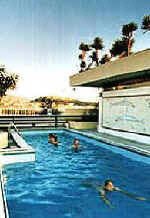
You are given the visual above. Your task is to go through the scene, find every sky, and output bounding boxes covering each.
[0,0,150,101]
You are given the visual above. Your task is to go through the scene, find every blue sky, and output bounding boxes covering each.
[0,0,150,100]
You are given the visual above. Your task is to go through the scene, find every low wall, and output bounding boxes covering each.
[69,121,97,129]
[0,132,8,149]
[62,108,97,116]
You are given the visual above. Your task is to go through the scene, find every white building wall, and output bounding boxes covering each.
[98,86,150,144]
[98,91,103,132]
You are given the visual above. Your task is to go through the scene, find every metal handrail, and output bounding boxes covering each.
[8,122,21,136]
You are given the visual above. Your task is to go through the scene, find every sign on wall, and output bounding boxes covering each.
[102,96,150,135]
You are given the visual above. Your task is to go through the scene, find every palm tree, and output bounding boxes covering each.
[79,42,91,72]
[88,51,97,69]
[122,22,138,56]
[91,37,104,66]
[100,54,110,65]
[78,54,86,72]
[110,37,134,58]
[141,15,150,33]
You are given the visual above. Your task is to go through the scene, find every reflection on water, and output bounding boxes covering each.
[4,130,150,218]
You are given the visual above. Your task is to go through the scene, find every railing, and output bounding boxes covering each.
[8,122,21,136]
[0,115,98,129]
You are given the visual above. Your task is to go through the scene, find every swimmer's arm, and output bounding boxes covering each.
[116,188,147,201]
[68,145,73,149]
[99,190,114,208]
[48,141,57,145]
[69,145,80,149]
[101,195,114,208]
[113,187,121,191]
[53,141,58,145]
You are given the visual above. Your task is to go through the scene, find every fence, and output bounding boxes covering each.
[0,108,38,115]
[0,114,98,129]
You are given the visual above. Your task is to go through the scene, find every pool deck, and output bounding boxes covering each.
[69,129,150,157]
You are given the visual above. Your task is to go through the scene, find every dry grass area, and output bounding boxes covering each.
[0,95,41,110]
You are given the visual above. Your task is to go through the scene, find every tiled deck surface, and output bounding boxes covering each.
[71,129,150,157]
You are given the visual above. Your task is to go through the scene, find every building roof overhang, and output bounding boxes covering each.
[70,49,150,89]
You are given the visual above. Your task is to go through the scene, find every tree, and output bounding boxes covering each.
[141,15,150,33]
[91,37,104,66]
[100,54,111,65]
[78,54,86,72]
[88,51,97,69]
[79,42,91,72]
[0,65,19,97]
[110,37,134,57]
[122,22,138,56]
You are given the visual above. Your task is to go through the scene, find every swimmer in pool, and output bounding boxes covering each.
[48,134,58,146]
[97,180,147,208]
[71,139,81,152]
[83,179,148,208]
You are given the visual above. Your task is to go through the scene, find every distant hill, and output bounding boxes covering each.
[32,96,98,107]
[0,95,98,115]
[0,95,41,110]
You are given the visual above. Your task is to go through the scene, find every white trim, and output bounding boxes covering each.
[103,86,150,98]
[98,127,150,145]
[0,170,9,218]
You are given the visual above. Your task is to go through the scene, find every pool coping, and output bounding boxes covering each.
[21,127,150,157]
[65,128,150,157]
[0,130,36,218]
[0,169,9,218]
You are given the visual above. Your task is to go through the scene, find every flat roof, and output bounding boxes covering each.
[70,49,150,88]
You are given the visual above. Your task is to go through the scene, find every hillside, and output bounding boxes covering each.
[0,95,41,110]
[32,96,98,107]
[0,95,98,110]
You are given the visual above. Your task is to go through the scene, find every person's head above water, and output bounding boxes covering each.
[48,134,58,145]
[73,139,79,147]
[74,139,79,144]
[104,180,115,191]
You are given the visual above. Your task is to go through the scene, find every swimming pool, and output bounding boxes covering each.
[4,130,150,218]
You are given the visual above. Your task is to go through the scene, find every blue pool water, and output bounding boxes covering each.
[4,130,150,218]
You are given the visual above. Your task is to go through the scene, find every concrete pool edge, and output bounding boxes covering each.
[0,130,36,218]
[0,169,9,218]
[20,127,150,157]
[65,128,150,157]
